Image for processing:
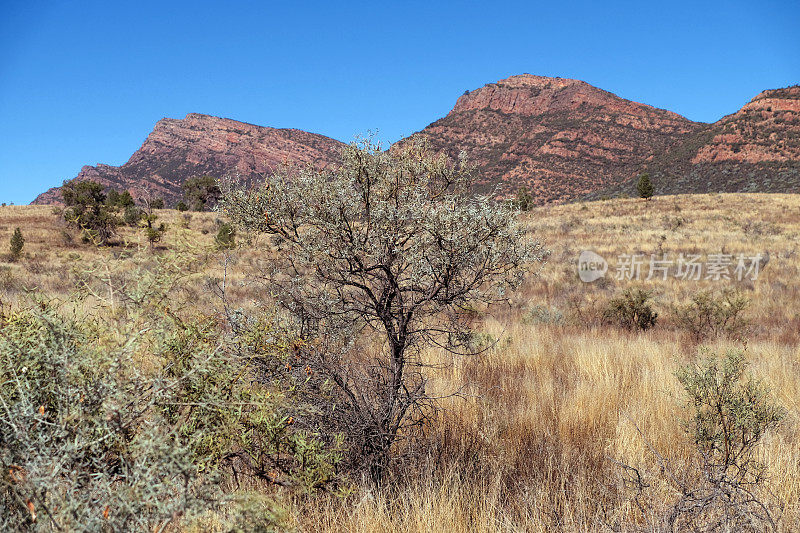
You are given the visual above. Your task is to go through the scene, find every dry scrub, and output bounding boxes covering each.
[1,193,799,530]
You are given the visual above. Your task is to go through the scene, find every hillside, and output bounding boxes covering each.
[588,85,800,199]
[395,74,703,203]
[30,80,800,207]
[33,113,345,205]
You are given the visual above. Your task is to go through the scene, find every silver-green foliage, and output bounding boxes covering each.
[0,306,212,531]
[221,139,547,482]
[670,349,786,531]
[1,249,341,531]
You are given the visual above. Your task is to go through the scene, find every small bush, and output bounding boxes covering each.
[215,222,236,249]
[123,205,142,227]
[179,213,192,229]
[176,201,189,212]
[673,289,749,342]
[602,288,658,330]
[522,304,564,325]
[670,349,785,530]
[515,186,534,211]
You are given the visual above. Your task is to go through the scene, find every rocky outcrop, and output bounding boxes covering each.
[588,85,800,199]
[33,113,345,205]
[395,74,704,204]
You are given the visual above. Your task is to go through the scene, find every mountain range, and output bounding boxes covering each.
[32,75,800,206]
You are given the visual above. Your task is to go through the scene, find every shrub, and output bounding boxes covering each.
[215,222,236,249]
[9,228,23,261]
[182,175,221,211]
[673,289,749,342]
[150,198,165,209]
[522,304,564,325]
[0,306,213,531]
[0,293,339,531]
[515,186,534,211]
[61,180,119,244]
[602,288,658,330]
[176,201,189,212]
[670,349,785,530]
[141,212,166,248]
[123,205,142,227]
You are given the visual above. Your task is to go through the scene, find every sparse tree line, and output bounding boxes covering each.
[1,143,788,531]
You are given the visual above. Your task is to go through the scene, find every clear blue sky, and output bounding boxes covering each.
[1,0,798,204]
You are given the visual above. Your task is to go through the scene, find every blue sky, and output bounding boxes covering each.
[1,0,798,204]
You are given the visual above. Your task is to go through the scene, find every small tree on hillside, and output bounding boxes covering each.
[137,196,166,249]
[222,140,547,483]
[61,180,118,244]
[637,172,654,200]
[515,185,534,211]
[9,228,24,261]
[182,175,221,211]
[106,189,135,208]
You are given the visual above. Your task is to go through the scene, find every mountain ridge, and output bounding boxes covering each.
[32,77,800,206]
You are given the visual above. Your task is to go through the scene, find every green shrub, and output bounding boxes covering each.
[515,186,534,211]
[176,201,189,212]
[215,222,236,249]
[671,349,785,530]
[9,228,23,261]
[182,175,221,211]
[0,306,212,531]
[0,294,340,530]
[523,304,564,325]
[673,289,749,342]
[123,205,142,227]
[602,288,658,330]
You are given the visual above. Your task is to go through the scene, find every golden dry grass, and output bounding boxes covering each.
[2,193,799,531]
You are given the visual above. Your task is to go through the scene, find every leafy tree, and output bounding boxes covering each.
[106,189,135,208]
[222,139,546,483]
[61,180,118,244]
[182,175,221,211]
[215,222,236,249]
[637,172,654,200]
[9,228,23,261]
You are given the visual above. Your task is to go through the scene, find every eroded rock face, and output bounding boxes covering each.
[33,113,345,205]
[691,87,800,165]
[396,74,703,204]
[589,85,800,198]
